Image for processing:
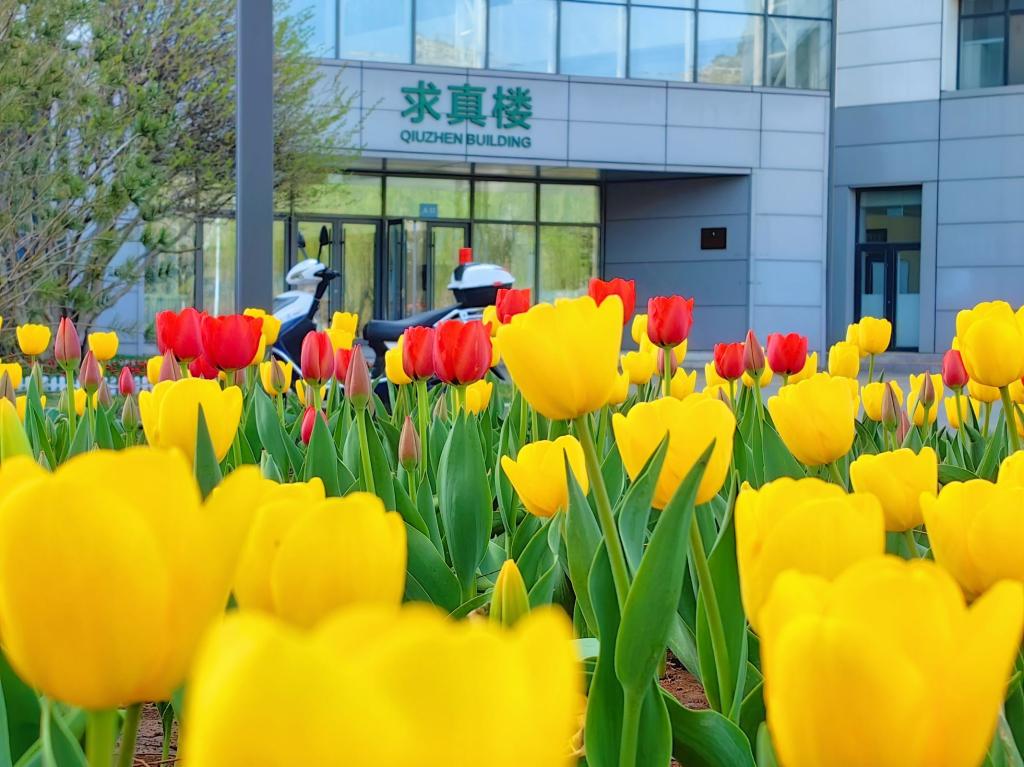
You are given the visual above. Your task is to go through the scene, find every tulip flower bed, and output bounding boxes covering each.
[1,289,1024,767]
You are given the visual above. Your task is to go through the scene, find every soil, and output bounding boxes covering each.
[661,653,708,767]
[131,703,177,766]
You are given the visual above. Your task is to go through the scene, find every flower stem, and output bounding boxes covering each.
[902,528,919,559]
[828,460,846,490]
[689,517,735,715]
[63,367,77,433]
[86,710,118,767]
[868,354,875,383]
[356,407,376,495]
[618,687,643,767]
[574,414,630,610]
[116,704,142,767]
[416,379,430,478]
[661,350,671,398]
[1000,386,1021,454]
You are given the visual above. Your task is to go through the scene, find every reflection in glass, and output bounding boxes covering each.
[403,221,429,316]
[430,226,468,308]
[857,188,922,244]
[144,220,196,344]
[540,184,600,224]
[300,174,383,217]
[474,181,536,221]
[700,0,764,11]
[386,177,471,219]
[415,0,487,67]
[960,15,1006,88]
[629,7,695,82]
[698,12,763,85]
[339,0,412,63]
[282,0,337,56]
[474,224,536,293]
[767,17,830,89]
[766,0,832,17]
[963,0,1005,12]
[559,2,627,77]
[201,218,237,316]
[296,220,334,325]
[342,223,378,324]
[895,249,921,349]
[539,226,598,302]
[1010,14,1024,85]
[488,0,557,72]
[273,219,287,293]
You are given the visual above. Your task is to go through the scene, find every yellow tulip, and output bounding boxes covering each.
[146,355,162,386]
[183,605,582,767]
[326,327,354,352]
[787,352,818,384]
[87,331,119,362]
[501,436,589,518]
[849,447,937,531]
[620,350,657,386]
[907,373,943,426]
[1009,377,1024,404]
[669,368,697,400]
[491,559,531,627]
[244,308,282,345]
[234,492,406,628]
[998,452,1024,488]
[259,360,293,397]
[73,388,89,417]
[861,380,903,422]
[331,311,359,337]
[462,379,493,415]
[607,369,629,406]
[0,363,23,391]
[827,341,860,378]
[638,333,685,365]
[741,365,772,388]
[250,335,267,366]
[845,322,867,356]
[613,395,735,508]
[967,377,1000,404]
[15,395,45,423]
[631,313,647,345]
[760,556,1023,767]
[491,335,501,367]
[703,382,731,402]
[923,479,1024,598]
[0,399,31,459]
[735,478,884,632]
[0,450,259,709]
[956,300,1024,388]
[857,316,891,355]
[385,342,412,387]
[294,379,327,406]
[944,393,980,430]
[139,378,242,462]
[497,296,622,421]
[15,324,50,357]
[767,373,856,467]
[482,305,499,335]
[704,361,727,388]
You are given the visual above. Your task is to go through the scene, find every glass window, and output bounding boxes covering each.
[539,166,601,179]
[766,17,831,89]
[474,223,536,292]
[963,0,1005,12]
[415,0,487,67]
[540,184,600,223]
[634,0,694,7]
[474,163,538,176]
[697,11,764,85]
[700,0,764,11]
[630,7,695,82]
[339,0,412,63]
[1011,13,1024,84]
[282,0,337,56]
[559,2,627,77]
[538,226,599,302]
[299,174,383,216]
[201,218,237,316]
[144,220,196,343]
[857,188,922,244]
[488,0,557,72]
[474,181,536,221]
[386,176,471,218]
[273,219,287,292]
[960,15,1006,88]
[766,0,832,17]
[341,222,378,324]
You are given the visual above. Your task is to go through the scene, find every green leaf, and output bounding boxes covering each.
[938,463,979,484]
[92,407,117,450]
[615,446,708,694]
[516,517,555,590]
[755,723,780,767]
[761,422,805,481]
[259,450,285,482]
[437,413,492,597]
[65,413,92,459]
[416,477,444,553]
[977,423,1005,481]
[392,476,429,537]
[0,651,37,764]
[583,545,624,767]
[404,523,461,612]
[565,463,602,637]
[302,411,341,497]
[617,437,670,576]
[253,389,290,478]
[362,411,396,511]
[663,691,755,767]
[193,406,222,499]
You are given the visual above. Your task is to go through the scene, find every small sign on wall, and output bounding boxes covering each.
[419,203,439,219]
[701,227,727,250]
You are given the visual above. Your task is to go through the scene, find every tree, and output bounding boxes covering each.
[0,0,355,336]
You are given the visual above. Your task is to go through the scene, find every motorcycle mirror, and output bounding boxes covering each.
[297,232,306,249]
[319,225,331,248]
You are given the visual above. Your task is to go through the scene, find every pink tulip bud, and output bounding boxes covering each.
[96,379,113,408]
[159,350,182,382]
[896,407,912,444]
[881,382,900,428]
[121,394,140,429]
[344,345,371,409]
[301,406,326,445]
[399,415,420,469]
[434,390,448,421]
[118,366,135,397]
[743,329,765,376]
[0,373,14,406]
[920,373,937,408]
[54,317,81,367]
[270,359,287,394]
[78,351,102,395]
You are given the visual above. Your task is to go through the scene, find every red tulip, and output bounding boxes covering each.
[344,345,371,408]
[188,354,220,380]
[589,278,636,325]
[200,314,263,372]
[743,330,765,376]
[433,320,492,385]
[402,326,436,381]
[300,330,335,383]
[334,347,353,383]
[118,366,135,397]
[766,333,809,376]
[301,406,327,445]
[54,317,81,367]
[942,349,969,389]
[714,342,745,381]
[495,288,531,324]
[647,296,694,348]
[78,350,102,394]
[155,308,204,362]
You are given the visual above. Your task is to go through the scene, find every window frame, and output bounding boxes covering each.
[958,1,1024,89]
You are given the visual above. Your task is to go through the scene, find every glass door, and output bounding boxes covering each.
[385,220,468,318]
[429,223,468,309]
[295,219,337,326]
[855,244,921,351]
[339,221,379,325]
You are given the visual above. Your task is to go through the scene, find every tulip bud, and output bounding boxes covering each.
[942,349,969,390]
[54,317,81,368]
[715,387,731,406]
[881,382,901,429]
[920,372,937,408]
[344,345,371,409]
[398,415,420,470]
[121,394,139,430]
[490,559,530,627]
[78,351,102,395]
[301,406,326,445]
[300,330,335,385]
[0,373,14,407]
[896,407,911,444]
[743,329,766,376]
[270,359,287,394]
[57,388,69,417]
[433,390,448,421]
[159,350,182,382]
[96,380,113,409]
[118,366,135,397]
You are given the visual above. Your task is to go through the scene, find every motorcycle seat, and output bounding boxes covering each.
[363,305,459,344]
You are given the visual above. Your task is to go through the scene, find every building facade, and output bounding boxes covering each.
[106,0,1024,355]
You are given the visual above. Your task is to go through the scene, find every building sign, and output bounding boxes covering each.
[419,203,439,219]
[398,81,533,148]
